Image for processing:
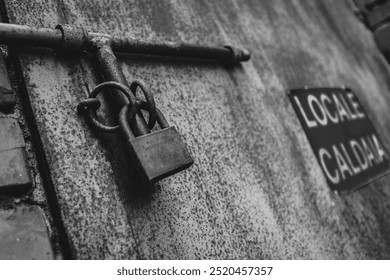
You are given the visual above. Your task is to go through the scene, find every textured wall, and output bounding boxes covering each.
[4,0,390,259]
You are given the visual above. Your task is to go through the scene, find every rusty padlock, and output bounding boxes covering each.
[119,100,193,187]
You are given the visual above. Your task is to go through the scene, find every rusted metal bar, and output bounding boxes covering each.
[0,23,251,63]
[0,23,62,48]
[92,38,150,136]
[109,38,251,62]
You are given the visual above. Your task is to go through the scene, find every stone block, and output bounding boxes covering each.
[0,205,54,259]
[0,116,32,195]
[0,54,15,112]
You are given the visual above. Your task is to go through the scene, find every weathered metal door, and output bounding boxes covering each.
[2,0,390,259]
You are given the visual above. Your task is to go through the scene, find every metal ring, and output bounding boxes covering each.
[85,81,137,133]
[89,81,137,105]
[130,80,157,129]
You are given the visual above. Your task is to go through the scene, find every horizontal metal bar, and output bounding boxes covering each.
[0,23,250,63]
[110,37,250,62]
[0,23,63,48]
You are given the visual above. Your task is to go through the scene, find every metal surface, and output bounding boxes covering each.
[109,38,250,63]
[0,23,62,48]
[127,127,194,185]
[77,81,137,133]
[130,80,157,129]
[119,104,193,186]
[5,0,390,260]
[0,23,250,63]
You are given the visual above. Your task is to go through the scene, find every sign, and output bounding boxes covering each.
[288,88,390,194]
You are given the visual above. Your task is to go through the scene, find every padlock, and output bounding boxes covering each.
[119,102,193,186]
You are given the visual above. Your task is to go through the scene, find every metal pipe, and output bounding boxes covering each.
[0,23,250,63]
[110,37,251,62]
[0,23,62,48]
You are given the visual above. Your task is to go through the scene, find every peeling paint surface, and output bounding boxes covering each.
[4,0,390,259]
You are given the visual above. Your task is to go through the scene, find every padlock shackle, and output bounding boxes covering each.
[130,80,157,129]
[156,109,169,129]
[119,101,170,139]
[119,104,135,139]
[137,102,169,129]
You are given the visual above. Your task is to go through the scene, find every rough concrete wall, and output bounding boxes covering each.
[3,0,390,259]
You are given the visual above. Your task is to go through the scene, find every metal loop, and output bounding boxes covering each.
[86,109,119,133]
[137,101,169,129]
[89,81,137,105]
[130,80,156,129]
[119,103,134,139]
[79,81,137,133]
[120,101,169,140]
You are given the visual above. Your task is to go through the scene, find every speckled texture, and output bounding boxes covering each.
[0,117,31,192]
[0,205,54,259]
[4,0,390,259]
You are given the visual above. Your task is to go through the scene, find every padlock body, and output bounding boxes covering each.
[126,126,193,186]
